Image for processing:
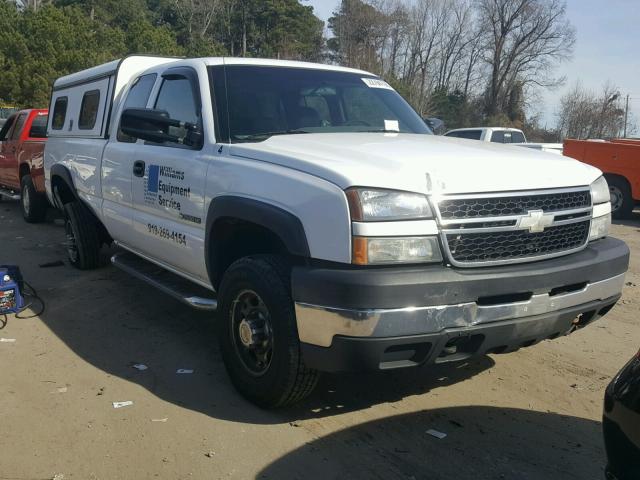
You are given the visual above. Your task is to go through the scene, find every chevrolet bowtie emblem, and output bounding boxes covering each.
[517,209,554,233]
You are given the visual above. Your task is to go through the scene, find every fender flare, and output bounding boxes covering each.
[205,196,310,286]
[49,164,80,209]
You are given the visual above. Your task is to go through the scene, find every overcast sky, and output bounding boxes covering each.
[306,0,640,128]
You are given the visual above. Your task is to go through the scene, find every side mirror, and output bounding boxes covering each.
[120,108,203,148]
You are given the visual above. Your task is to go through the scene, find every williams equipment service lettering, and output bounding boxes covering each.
[144,165,191,212]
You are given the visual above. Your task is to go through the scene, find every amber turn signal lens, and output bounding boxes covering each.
[352,236,368,265]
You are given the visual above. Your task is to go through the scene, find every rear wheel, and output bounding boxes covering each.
[607,176,634,219]
[64,201,102,270]
[218,255,319,408]
[21,174,47,223]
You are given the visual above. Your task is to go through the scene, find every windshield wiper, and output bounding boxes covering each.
[234,129,311,141]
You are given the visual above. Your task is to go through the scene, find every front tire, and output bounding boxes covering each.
[64,201,102,270]
[218,255,319,408]
[21,174,47,223]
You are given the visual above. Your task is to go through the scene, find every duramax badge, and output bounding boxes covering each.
[0,266,24,315]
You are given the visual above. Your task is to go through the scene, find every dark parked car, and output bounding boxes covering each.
[603,348,640,480]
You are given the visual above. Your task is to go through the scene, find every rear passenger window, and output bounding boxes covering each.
[118,74,157,142]
[52,97,68,130]
[511,131,525,143]
[29,114,48,138]
[78,90,100,130]
[490,131,506,143]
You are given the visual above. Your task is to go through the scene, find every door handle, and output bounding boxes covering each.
[133,160,145,177]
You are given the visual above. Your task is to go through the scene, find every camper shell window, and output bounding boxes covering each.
[52,97,68,130]
[79,90,100,130]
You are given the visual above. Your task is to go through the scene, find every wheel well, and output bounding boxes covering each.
[603,173,631,190]
[51,175,76,206]
[19,164,30,179]
[209,218,290,289]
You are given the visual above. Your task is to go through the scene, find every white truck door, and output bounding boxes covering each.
[102,73,158,244]
[130,67,210,283]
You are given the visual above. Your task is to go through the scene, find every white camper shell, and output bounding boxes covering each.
[48,56,179,139]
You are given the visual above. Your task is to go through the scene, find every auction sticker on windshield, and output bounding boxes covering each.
[361,78,394,90]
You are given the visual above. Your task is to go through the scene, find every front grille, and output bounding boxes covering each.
[446,220,590,263]
[439,190,591,220]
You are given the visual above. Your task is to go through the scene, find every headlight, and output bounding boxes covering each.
[353,236,442,265]
[346,188,432,221]
[590,176,609,204]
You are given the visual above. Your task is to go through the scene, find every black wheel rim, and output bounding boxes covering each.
[231,289,274,376]
[609,185,623,212]
[65,219,79,263]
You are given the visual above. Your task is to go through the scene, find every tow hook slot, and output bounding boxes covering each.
[572,309,597,329]
[436,334,484,363]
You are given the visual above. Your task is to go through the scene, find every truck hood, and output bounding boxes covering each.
[229,133,601,195]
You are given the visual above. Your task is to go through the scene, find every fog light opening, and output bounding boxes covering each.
[573,310,596,328]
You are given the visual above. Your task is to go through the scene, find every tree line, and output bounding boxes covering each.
[0,0,633,139]
[0,0,324,106]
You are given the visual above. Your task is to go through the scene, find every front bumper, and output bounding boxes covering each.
[292,237,629,372]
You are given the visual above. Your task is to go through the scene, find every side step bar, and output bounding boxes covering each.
[111,252,217,311]
[0,187,20,200]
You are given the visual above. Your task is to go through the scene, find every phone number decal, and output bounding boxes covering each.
[147,223,187,246]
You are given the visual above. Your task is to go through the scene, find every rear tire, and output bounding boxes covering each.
[64,201,102,270]
[21,174,47,223]
[607,176,634,219]
[218,255,319,408]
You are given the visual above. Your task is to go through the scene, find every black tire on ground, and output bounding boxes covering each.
[607,176,634,219]
[20,174,48,223]
[218,255,319,408]
[63,200,102,270]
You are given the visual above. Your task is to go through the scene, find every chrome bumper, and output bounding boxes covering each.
[295,273,625,348]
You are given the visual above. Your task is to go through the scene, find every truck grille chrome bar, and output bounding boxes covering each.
[434,187,592,267]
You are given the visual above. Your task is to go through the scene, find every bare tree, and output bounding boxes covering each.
[478,0,575,117]
[173,0,221,45]
[557,82,628,139]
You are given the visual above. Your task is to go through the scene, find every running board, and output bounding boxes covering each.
[0,187,20,200]
[111,252,217,311]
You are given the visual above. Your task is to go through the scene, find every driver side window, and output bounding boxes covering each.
[154,77,199,141]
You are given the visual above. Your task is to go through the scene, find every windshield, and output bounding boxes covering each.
[210,65,431,143]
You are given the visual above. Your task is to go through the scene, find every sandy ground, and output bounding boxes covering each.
[0,199,638,480]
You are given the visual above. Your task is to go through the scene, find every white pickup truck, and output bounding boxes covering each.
[45,56,629,407]
[444,127,564,154]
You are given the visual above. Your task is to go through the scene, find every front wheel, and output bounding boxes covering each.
[21,174,48,223]
[218,255,319,408]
